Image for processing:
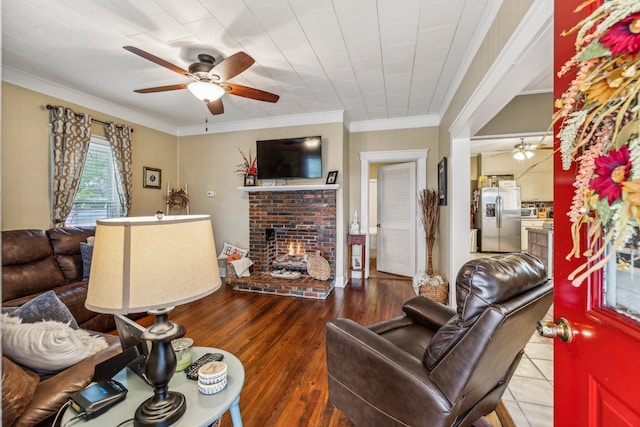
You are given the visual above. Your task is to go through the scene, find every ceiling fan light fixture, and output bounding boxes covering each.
[513,150,526,160]
[525,150,534,159]
[187,81,225,102]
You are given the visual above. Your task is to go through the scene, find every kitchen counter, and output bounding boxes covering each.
[528,227,553,276]
[520,218,553,251]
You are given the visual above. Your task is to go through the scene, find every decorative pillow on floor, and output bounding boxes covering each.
[217,242,249,260]
[10,290,79,329]
[1,314,108,375]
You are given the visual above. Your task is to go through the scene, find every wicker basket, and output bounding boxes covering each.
[419,279,448,304]
[225,261,237,284]
[307,252,330,280]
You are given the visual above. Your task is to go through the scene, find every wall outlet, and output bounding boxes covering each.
[207,191,216,198]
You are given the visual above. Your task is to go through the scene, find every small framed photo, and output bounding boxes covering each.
[326,170,338,184]
[352,255,362,270]
[244,174,257,186]
[438,157,447,206]
[143,167,161,189]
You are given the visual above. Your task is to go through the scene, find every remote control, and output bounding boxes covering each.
[185,353,224,380]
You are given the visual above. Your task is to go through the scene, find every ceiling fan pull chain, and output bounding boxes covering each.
[205,116,208,132]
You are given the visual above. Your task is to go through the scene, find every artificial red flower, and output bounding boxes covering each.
[590,145,632,203]
[600,12,640,57]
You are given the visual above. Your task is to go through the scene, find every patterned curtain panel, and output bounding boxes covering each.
[105,122,133,216]
[50,106,92,227]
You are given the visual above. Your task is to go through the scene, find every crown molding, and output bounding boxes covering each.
[348,115,439,133]
[177,110,344,136]
[4,66,441,137]
[3,67,178,135]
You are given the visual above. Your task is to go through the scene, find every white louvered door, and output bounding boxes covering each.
[376,162,416,277]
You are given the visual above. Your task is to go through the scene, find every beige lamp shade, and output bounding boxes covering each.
[86,215,221,314]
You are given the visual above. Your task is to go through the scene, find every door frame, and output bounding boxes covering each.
[359,149,428,279]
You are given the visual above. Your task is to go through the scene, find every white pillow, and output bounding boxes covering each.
[1,314,108,375]
[217,242,250,260]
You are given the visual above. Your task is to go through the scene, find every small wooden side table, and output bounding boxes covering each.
[61,347,244,427]
[347,234,366,284]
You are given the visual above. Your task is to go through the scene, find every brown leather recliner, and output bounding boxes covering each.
[326,253,553,427]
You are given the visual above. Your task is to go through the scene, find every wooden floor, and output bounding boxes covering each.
[162,275,415,426]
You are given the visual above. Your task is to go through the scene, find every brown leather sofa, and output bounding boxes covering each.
[2,227,134,426]
[326,253,553,427]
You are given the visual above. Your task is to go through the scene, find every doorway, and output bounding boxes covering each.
[359,149,428,279]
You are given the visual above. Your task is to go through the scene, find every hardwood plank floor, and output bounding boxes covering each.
[164,276,416,426]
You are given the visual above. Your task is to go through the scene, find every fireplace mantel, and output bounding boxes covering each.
[238,184,339,192]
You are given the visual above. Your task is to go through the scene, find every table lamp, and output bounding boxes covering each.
[86,215,221,426]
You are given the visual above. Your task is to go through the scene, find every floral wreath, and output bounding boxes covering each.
[166,188,189,209]
[555,0,640,286]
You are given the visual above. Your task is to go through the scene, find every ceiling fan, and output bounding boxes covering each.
[123,46,279,115]
[513,138,534,160]
[512,138,553,159]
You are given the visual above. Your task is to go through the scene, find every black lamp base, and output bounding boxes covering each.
[134,391,186,427]
[135,307,187,427]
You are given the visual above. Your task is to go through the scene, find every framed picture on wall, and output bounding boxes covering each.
[143,167,161,189]
[326,170,338,184]
[438,157,447,206]
[244,174,257,186]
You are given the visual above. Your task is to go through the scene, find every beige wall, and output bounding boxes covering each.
[348,126,440,221]
[476,93,553,136]
[177,123,347,276]
[1,83,178,230]
[437,0,535,281]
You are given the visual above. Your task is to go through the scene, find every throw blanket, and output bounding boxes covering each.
[231,257,253,277]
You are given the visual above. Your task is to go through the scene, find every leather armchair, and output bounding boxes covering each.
[326,253,553,427]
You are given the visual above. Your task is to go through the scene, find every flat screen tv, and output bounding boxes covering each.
[256,136,322,180]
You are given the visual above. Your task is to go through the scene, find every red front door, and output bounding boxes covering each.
[553,1,640,425]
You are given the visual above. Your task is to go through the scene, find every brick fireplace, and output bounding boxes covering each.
[248,188,337,276]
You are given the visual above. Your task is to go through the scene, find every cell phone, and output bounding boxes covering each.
[69,379,127,419]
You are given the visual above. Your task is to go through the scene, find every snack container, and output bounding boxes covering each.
[198,378,227,395]
[197,361,228,394]
[198,361,227,384]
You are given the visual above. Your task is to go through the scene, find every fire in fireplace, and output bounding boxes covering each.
[273,241,308,271]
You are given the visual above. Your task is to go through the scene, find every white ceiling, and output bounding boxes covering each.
[2,0,552,137]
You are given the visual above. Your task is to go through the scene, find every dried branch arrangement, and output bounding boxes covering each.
[420,189,440,239]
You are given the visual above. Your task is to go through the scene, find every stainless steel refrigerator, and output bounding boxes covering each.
[474,187,521,252]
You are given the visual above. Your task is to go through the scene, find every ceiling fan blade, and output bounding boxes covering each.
[223,83,279,103]
[124,46,190,77]
[208,52,255,81]
[133,84,188,93]
[207,99,224,115]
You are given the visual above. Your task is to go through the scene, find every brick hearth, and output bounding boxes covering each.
[229,272,334,299]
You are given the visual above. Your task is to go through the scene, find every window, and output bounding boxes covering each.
[65,138,122,226]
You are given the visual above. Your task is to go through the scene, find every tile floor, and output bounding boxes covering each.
[471,251,554,427]
[503,306,554,427]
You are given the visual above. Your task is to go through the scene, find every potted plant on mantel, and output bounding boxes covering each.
[235,148,257,184]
